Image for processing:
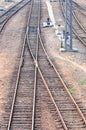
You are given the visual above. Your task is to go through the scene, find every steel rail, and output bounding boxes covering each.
[0,0,31,22]
[7,30,27,130]
[27,34,68,129]
[27,24,86,129]
[0,0,31,33]
[31,3,41,130]
[37,66,68,130]
[7,1,32,129]
[38,29,86,126]
[71,2,86,34]
[26,0,37,129]
[26,10,86,130]
[0,0,25,18]
[71,2,86,33]
[72,26,86,46]
[0,0,31,23]
[26,0,41,129]
[27,30,68,130]
[72,11,86,33]
[73,1,86,13]
[26,0,86,128]
[27,0,37,129]
[26,1,86,129]
[28,0,39,130]
[73,4,86,17]
[59,0,86,47]
[39,0,86,121]
[70,2,86,46]
[26,1,68,128]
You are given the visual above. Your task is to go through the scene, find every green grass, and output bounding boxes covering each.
[82,79,86,85]
[68,87,76,94]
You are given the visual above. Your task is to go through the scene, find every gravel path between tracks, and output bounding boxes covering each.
[41,0,86,110]
[0,4,29,129]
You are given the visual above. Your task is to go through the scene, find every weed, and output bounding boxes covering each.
[82,79,86,85]
[68,87,76,94]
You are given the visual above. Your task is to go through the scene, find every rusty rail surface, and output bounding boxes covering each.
[37,30,86,129]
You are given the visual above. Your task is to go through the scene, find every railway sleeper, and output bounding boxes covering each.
[68,124,86,128]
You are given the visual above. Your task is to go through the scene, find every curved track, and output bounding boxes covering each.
[73,1,86,31]
[0,0,31,33]
[73,1,86,14]
[72,2,86,45]
[6,0,86,129]
[59,0,86,47]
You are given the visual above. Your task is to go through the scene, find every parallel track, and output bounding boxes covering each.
[73,1,86,31]
[73,1,86,14]
[6,0,86,129]
[0,0,31,33]
[59,0,86,47]
[72,2,86,45]
[7,0,41,129]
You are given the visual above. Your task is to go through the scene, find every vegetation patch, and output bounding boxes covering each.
[82,79,86,85]
[68,87,76,94]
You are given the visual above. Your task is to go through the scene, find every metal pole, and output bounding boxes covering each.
[69,0,72,50]
[65,0,68,50]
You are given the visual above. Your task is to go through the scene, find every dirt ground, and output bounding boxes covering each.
[41,0,86,109]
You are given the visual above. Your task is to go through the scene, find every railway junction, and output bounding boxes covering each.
[0,0,86,129]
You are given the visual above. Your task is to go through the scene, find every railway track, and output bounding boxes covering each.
[59,0,86,47]
[72,2,86,45]
[6,0,41,129]
[73,1,86,13]
[4,0,86,129]
[26,0,86,128]
[0,0,31,33]
[73,1,86,31]
[37,35,86,129]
